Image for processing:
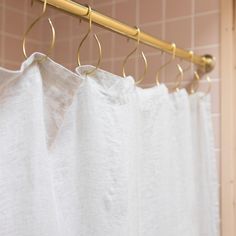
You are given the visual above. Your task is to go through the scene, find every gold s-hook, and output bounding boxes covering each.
[122,27,148,84]
[173,63,184,92]
[77,5,102,76]
[203,56,212,95]
[22,0,55,60]
[200,57,212,98]
[204,75,212,95]
[189,51,200,94]
[156,43,176,86]
[189,54,211,97]
[169,44,184,92]
[190,70,200,94]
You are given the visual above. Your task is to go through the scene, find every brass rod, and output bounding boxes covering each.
[37,0,215,72]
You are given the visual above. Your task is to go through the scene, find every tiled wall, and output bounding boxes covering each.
[0,0,44,68]
[0,1,220,162]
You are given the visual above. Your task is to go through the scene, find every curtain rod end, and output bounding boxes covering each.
[201,54,215,73]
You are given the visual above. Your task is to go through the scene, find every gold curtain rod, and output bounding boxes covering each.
[37,0,215,72]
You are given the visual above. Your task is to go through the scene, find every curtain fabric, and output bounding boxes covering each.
[0,53,219,236]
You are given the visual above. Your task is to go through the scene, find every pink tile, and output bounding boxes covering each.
[91,0,112,6]
[95,3,113,17]
[0,58,4,67]
[53,40,73,65]
[5,0,26,11]
[62,38,74,66]
[4,35,25,63]
[3,61,20,70]
[115,0,137,26]
[25,41,42,56]
[0,33,2,53]
[194,13,220,47]
[165,18,192,49]
[5,8,25,36]
[139,0,163,24]
[0,7,3,32]
[53,15,72,40]
[195,0,220,13]
[166,0,192,19]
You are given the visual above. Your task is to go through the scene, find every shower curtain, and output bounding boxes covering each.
[0,53,219,236]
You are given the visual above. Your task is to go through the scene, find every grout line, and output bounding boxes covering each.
[0,31,43,44]
[193,9,220,17]
[139,21,163,28]
[193,44,219,50]
[91,0,126,8]
[4,4,28,15]
[140,9,220,26]
[0,59,20,66]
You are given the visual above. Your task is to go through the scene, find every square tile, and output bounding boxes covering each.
[195,0,220,13]
[165,18,192,49]
[139,0,163,24]
[194,13,220,47]
[166,0,192,19]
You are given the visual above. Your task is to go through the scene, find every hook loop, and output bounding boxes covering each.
[189,51,201,94]
[155,43,176,85]
[122,26,148,84]
[22,0,55,61]
[77,5,102,76]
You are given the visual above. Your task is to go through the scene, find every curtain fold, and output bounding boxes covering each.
[0,54,219,236]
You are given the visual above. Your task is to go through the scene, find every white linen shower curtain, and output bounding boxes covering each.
[0,53,219,236]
